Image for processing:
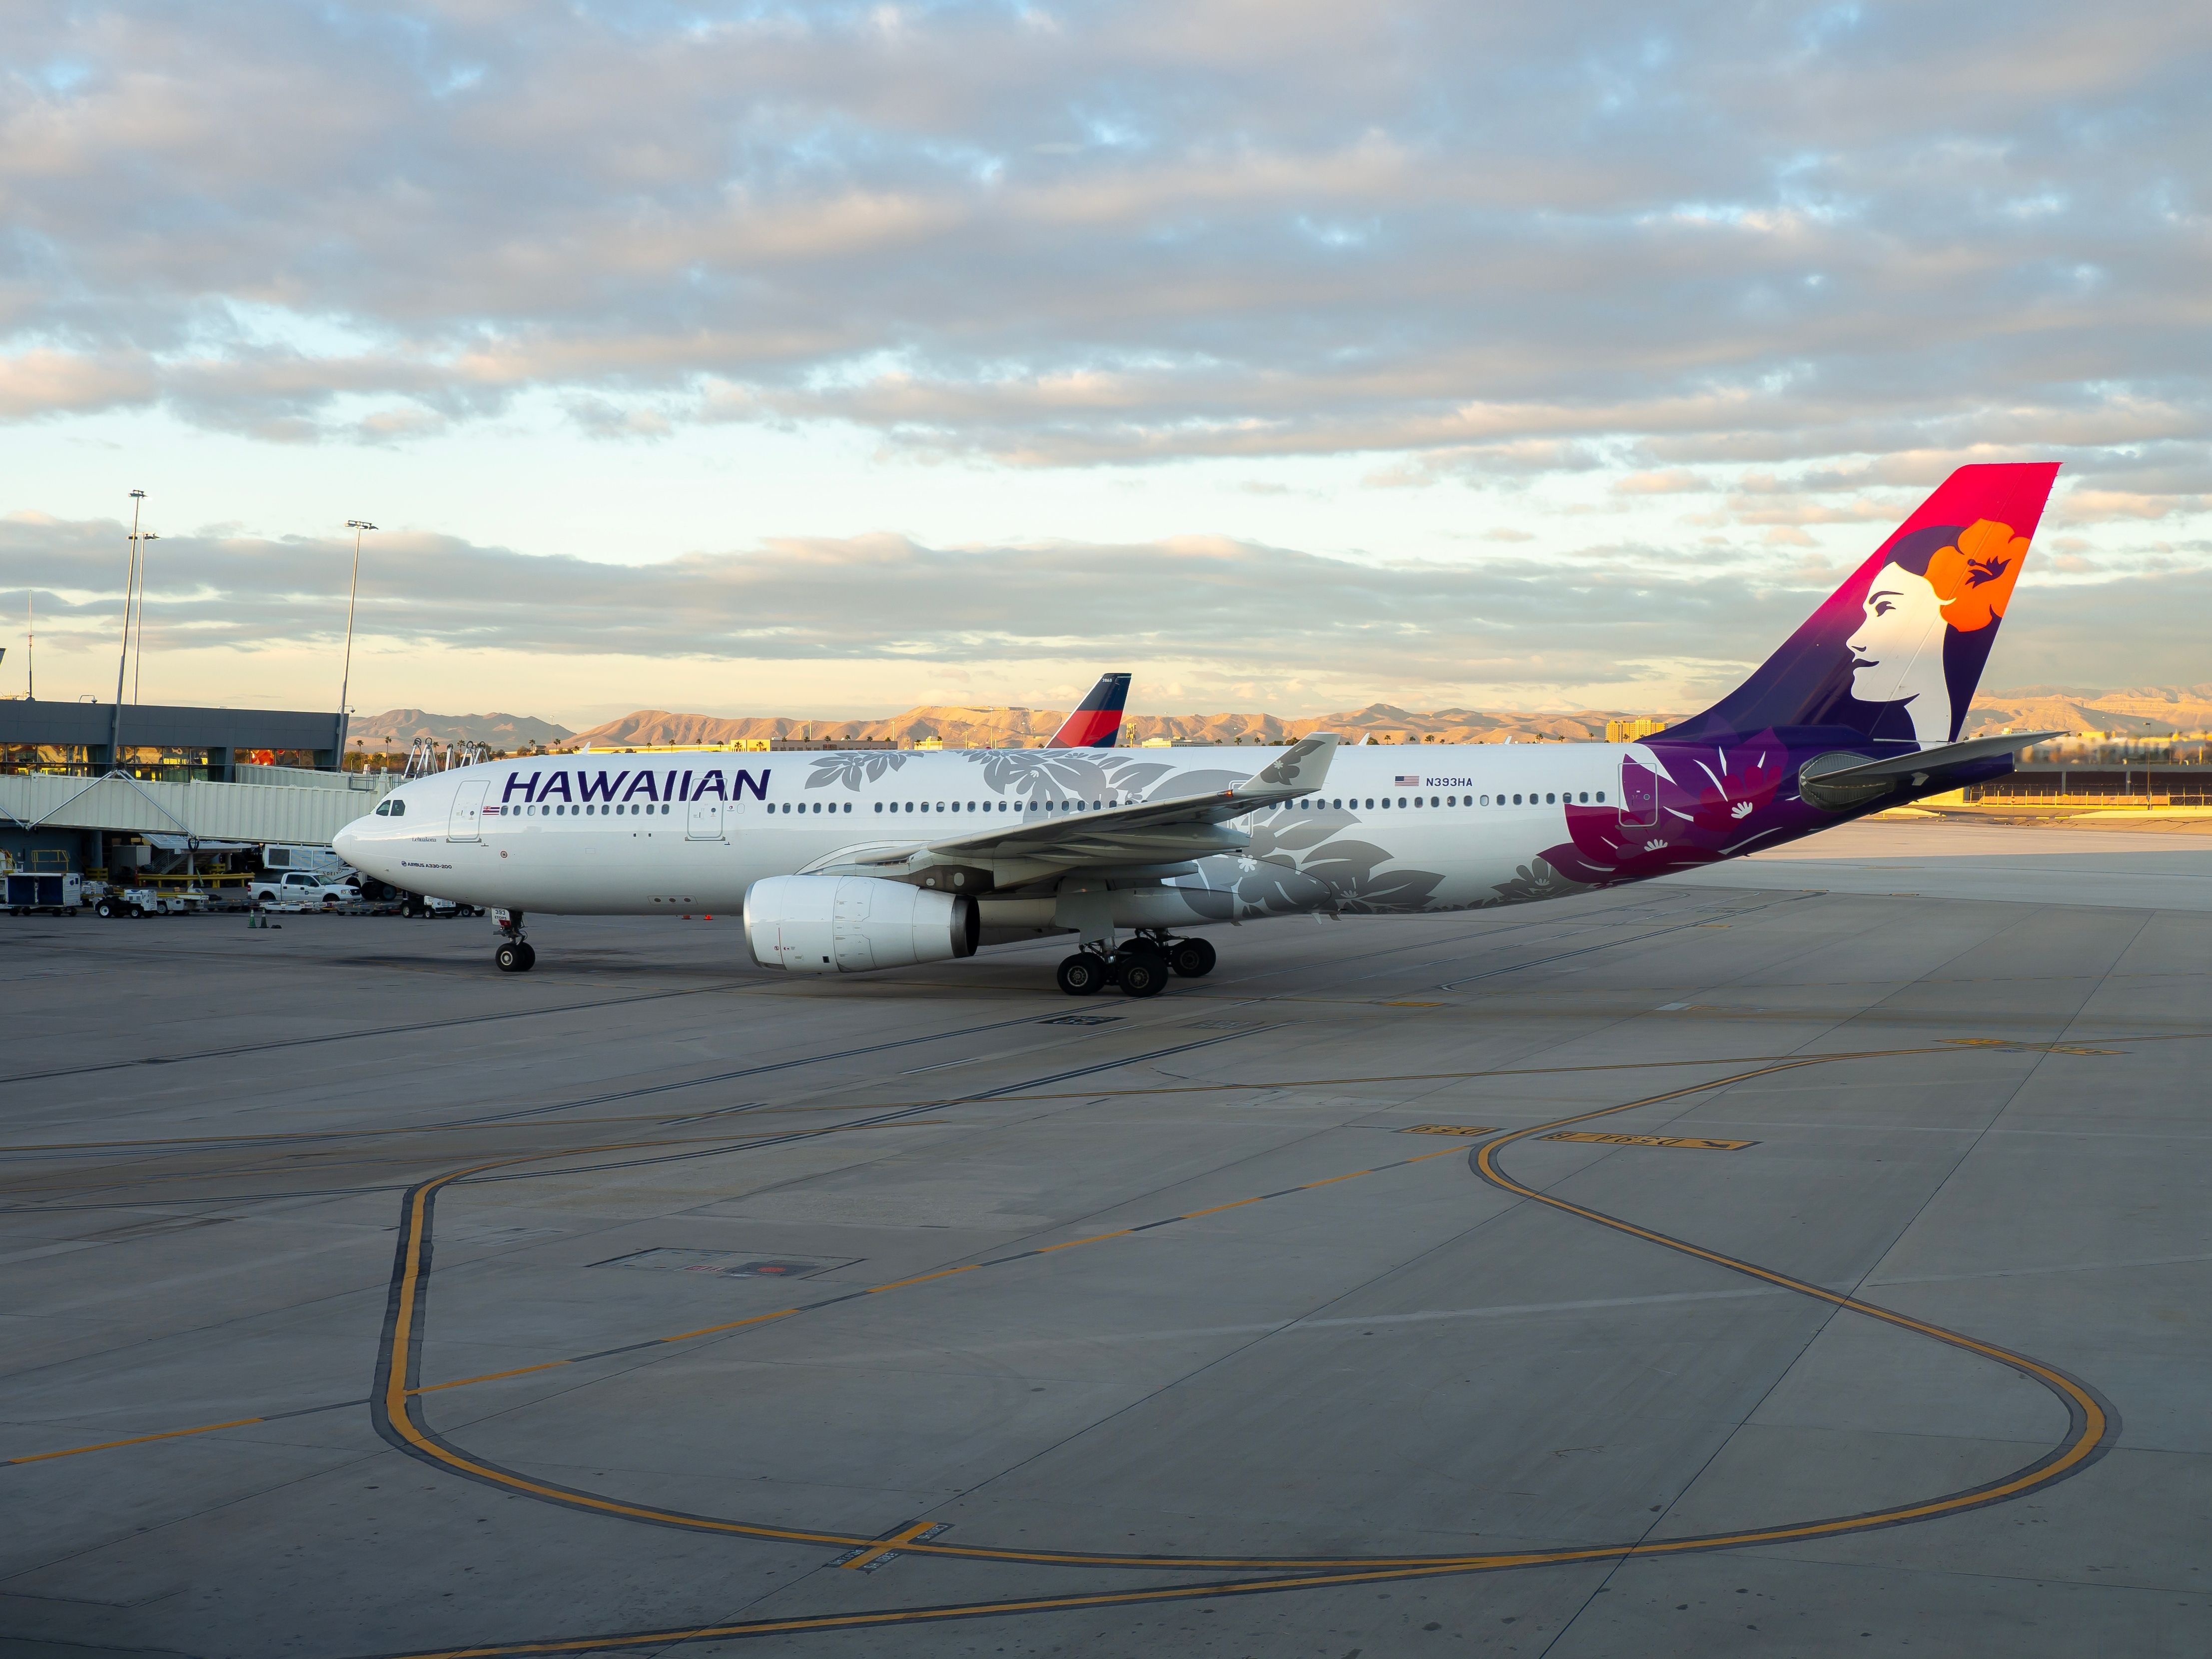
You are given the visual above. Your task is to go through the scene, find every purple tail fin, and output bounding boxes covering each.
[1665,463,2060,747]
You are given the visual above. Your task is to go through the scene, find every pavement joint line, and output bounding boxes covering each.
[0,982,760,1089]
[10,1034,2200,1157]
[2,1396,366,1466]
[1430,900,1796,992]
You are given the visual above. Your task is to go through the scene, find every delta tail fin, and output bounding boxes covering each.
[1665,463,2060,747]
[1047,673,1132,748]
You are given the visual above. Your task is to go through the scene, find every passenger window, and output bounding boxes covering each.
[874,802,882,813]
[1430,796,1440,808]
[1478,795,1488,806]
[1578,792,1588,803]
[1596,791,1606,803]
[1546,793,1555,804]
[1512,794,1522,805]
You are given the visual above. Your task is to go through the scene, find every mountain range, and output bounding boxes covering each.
[349,708,576,748]
[347,686,2212,753]
[561,703,1635,749]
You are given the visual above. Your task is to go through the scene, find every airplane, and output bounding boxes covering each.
[337,463,2062,996]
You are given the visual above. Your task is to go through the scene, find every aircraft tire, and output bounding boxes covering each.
[1118,955,1166,998]
[516,942,537,971]
[1168,937,1216,977]
[1055,954,1104,996]
[495,941,526,973]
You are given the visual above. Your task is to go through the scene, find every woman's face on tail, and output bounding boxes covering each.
[1847,562,1946,702]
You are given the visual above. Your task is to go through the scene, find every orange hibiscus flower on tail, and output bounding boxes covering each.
[1925,519,2027,632]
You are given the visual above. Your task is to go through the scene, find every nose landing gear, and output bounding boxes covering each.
[493,910,536,972]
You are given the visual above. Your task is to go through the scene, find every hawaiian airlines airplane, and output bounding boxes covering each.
[337,464,2061,996]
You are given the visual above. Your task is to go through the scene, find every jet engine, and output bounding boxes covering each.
[743,874,978,974]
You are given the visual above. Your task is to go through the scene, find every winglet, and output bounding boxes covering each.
[1230,733,1339,805]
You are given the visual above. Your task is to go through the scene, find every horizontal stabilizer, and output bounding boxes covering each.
[1798,731,2061,811]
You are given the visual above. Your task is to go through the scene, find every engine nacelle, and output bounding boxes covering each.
[743,874,978,974]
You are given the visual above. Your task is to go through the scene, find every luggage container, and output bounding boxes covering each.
[5,872,83,916]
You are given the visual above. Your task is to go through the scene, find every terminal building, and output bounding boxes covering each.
[0,700,380,881]
[0,698,344,781]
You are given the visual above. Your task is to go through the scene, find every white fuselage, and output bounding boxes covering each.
[334,743,1649,930]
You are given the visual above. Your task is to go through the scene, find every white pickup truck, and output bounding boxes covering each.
[248,869,361,909]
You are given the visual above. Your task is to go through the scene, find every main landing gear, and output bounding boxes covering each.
[493,910,536,973]
[1055,932,1215,998]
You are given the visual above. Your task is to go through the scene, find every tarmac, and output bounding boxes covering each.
[0,820,2205,1657]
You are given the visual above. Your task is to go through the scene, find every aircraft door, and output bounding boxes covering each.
[687,797,726,841]
[1617,757,1658,829]
[447,780,489,841]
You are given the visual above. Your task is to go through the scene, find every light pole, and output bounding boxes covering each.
[130,532,159,704]
[110,490,144,771]
[340,520,375,766]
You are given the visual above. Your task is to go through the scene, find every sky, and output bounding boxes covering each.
[3,0,2208,727]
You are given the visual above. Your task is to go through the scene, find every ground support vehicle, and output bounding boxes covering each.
[93,886,202,919]
[5,872,84,916]
[400,892,481,919]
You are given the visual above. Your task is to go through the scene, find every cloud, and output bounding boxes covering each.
[5,510,2206,714]
[0,0,2204,494]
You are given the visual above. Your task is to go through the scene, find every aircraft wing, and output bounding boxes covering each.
[834,734,1340,882]
[1798,731,2063,809]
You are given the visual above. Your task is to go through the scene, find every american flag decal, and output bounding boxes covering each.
[1395,775,1421,787]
